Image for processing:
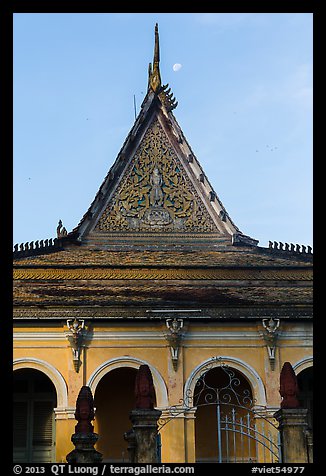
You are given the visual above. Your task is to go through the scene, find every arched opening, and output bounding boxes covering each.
[194,366,255,463]
[94,367,157,462]
[297,366,313,430]
[88,357,168,410]
[13,368,57,463]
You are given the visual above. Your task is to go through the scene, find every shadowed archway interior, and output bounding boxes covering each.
[13,368,57,463]
[297,367,313,430]
[93,367,157,462]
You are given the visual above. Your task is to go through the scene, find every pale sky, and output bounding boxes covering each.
[13,13,313,248]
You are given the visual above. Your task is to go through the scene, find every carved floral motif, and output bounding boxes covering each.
[95,120,217,233]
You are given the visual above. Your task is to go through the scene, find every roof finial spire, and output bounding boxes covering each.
[149,23,161,93]
[154,22,160,65]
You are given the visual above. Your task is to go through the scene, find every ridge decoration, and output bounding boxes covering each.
[159,84,178,112]
[95,120,218,233]
[148,24,178,111]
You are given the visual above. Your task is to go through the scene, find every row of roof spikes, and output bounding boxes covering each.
[13,237,65,255]
[268,241,312,254]
[12,235,313,257]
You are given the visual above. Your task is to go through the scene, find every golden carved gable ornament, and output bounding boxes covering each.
[95,120,218,233]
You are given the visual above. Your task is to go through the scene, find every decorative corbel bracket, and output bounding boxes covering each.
[261,318,280,370]
[66,318,87,373]
[164,318,184,371]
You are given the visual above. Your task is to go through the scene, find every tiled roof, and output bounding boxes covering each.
[13,246,312,268]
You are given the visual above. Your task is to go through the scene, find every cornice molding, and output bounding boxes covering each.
[13,306,313,320]
[13,329,313,342]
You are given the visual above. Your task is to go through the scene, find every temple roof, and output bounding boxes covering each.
[14,23,258,257]
[14,246,312,268]
[14,25,314,259]
[13,242,312,315]
[68,24,256,250]
[13,25,312,318]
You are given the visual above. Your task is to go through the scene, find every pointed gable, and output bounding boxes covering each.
[95,118,218,233]
[71,24,257,249]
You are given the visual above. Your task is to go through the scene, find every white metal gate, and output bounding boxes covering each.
[159,358,281,463]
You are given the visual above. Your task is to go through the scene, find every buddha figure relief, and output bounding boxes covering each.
[149,166,164,207]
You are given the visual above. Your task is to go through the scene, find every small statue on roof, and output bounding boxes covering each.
[57,219,68,238]
[279,362,300,409]
[134,364,156,410]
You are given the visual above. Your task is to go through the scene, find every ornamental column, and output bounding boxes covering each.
[273,362,310,463]
[274,408,309,463]
[124,365,162,463]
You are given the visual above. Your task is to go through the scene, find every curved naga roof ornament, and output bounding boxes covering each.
[148,23,178,112]
[159,83,178,112]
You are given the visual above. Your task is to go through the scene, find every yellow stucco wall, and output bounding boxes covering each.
[13,320,312,463]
